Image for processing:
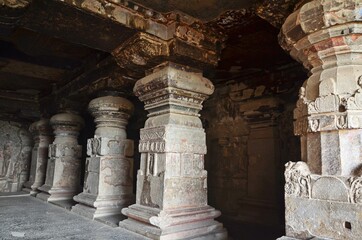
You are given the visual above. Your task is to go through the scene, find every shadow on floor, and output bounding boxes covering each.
[220,217,284,240]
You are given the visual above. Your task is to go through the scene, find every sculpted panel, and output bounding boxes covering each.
[0,121,32,192]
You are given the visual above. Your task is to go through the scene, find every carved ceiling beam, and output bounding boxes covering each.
[112,31,220,76]
[58,0,222,70]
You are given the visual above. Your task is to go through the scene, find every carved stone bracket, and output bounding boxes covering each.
[112,32,219,75]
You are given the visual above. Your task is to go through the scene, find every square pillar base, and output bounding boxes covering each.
[72,192,133,219]
[22,187,38,196]
[37,185,78,202]
[120,204,227,240]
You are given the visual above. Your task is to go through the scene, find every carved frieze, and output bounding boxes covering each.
[285,161,311,198]
[48,143,82,158]
[285,161,362,205]
[294,111,362,136]
[87,137,133,157]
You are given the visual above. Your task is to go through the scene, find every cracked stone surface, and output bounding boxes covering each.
[0,195,147,240]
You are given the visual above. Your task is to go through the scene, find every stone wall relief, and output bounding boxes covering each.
[0,121,32,192]
[285,161,362,205]
[284,161,311,198]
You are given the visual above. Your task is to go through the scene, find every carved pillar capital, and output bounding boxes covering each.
[134,62,214,127]
[86,95,134,157]
[280,0,362,175]
[50,110,84,139]
[29,118,52,140]
[88,95,133,135]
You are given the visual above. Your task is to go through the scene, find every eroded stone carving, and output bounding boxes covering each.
[285,162,311,198]
[72,95,134,219]
[120,62,227,239]
[0,121,32,192]
[350,177,362,204]
[37,110,84,203]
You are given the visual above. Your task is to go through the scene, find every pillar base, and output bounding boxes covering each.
[72,192,133,219]
[22,187,38,196]
[37,185,79,202]
[120,204,227,240]
[23,181,44,196]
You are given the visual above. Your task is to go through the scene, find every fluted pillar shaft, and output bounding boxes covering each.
[120,62,227,240]
[279,1,362,239]
[37,110,84,203]
[72,96,134,219]
[23,119,52,195]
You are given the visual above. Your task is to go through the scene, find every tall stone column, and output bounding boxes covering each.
[72,95,134,220]
[23,119,53,195]
[37,110,84,206]
[279,1,362,239]
[120,62,227,240]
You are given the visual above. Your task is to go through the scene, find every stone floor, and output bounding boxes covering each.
[0,194,147,240]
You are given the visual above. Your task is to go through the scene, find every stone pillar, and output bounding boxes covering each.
[120,62,227,240]
[279,1,362,239]
[23,119,52,195]
[37,110,84,205]
[72,95,134,220]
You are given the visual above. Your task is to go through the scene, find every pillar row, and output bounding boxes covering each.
[72,95,134,219]
[37,110,84,204]
[279,1,362,239]
[23,119,53,195]
[120,62,227,240]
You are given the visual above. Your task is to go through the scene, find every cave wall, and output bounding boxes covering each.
[0,120,32,192]
[203,72,303,232]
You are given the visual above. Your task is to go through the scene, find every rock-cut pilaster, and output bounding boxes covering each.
[23,119,53,195]
[279,1,362,239]
[37,110,84,206]
[120,62,227,240]
[72,95,134,221]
